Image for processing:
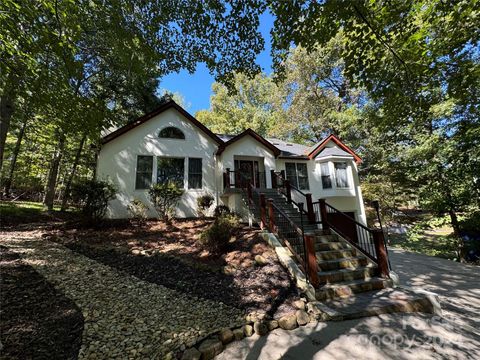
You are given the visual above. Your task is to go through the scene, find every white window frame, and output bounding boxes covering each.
[285,162,310,190]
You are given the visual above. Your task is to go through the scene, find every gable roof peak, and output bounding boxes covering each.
[101,100,223,145]
[308,134,362,163]
[216,128,281,156]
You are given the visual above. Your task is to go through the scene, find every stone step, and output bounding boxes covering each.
[315,241,349,251]
[316,249,356,261]
[318,256,369,271]
[315,234,339,243]
[318,265,377,284]
[315,277,393,301]
[317,287,437,320]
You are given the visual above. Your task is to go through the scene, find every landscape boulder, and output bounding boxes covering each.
[218,328,234,344]
[278,314,298,330]
[253,321,268,336]
[198,339,223,360]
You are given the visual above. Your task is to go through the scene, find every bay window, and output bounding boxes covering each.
[320,162,332,189]
[334,162,349,188]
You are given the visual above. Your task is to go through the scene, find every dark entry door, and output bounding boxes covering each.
[237,160,255,187]
[234,160,261,187]
[327,212,358,243]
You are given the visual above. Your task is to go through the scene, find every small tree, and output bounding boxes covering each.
[197,194,214,217]
[148,182,184,221]
[71,179,116,222]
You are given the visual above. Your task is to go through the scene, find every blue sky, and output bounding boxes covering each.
[160,11,275,114]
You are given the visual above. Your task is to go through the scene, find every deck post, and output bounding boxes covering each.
[373,229,389,278]
[306,193,315,224]
[225,168,231,189]
[267,198,275,232]
[284,179,292,203]
[319,199,329,232]
[304,234,320,288]
[270,169,277,189]
[260,193,267,229]
[247,181,253,204]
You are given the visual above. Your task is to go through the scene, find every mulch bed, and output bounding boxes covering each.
[51,219,300,318]
[0,246,84,360]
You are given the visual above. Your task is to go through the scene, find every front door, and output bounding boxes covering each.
[238,160,254,187]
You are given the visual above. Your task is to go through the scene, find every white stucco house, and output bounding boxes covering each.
[97,100,367,227]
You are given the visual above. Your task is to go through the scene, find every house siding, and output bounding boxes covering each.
[97,108,219,218]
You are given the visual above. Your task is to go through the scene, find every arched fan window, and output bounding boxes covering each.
[159,127,185,139]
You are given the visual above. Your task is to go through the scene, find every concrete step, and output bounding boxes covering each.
[315,241,350,251]
[318,265,377,284]
[318,256,369,271]
[316,249,356,261]
[315,277,393,301]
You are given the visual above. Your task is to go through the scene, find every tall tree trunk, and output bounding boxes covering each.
[61,134,86,211]
[3,117,28,197]
[0,89,16,174]
[43,131,66,210]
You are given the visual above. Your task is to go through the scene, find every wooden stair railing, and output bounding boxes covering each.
[314,200,390,278]
[270,171,319,226]
[240,173,320,287]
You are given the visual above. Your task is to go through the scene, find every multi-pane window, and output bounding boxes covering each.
[158,127,185,139]
[135,155,153,189]
[188,158,202,189]
[285,162,309,190]
[334,162,349,188]
[320,162,332,189]
[157,157,184,187]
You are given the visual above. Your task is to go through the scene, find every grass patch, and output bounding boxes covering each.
[0,201,76,228]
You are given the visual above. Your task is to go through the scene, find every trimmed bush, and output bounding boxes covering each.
[127,199,149,221]
[197,194,214,217]
[71,179,116,222]
[213,204,231,217]
[148,182,184,221]
[200,214,240,253]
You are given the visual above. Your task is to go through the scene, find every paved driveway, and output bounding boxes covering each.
[217,249,480,360]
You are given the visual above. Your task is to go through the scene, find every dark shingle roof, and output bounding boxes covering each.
[315,147,353,159]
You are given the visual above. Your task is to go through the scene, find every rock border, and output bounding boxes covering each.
[180,301,322,360]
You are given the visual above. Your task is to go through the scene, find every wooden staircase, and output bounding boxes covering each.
[236,172,437,318]
[247,188,393,302]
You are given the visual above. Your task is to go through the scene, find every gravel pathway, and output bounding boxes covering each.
[2,232,244,359]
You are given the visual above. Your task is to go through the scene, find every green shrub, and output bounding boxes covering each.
[200,214,240,253]
[148,182,184,221]
[71,179,116,222]
[127,198,149,221]
[197,194,214,217]
[213,204,231,217]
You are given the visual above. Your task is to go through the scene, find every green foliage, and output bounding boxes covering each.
[459,211,480,234]
[200,214,240,253]
[213,205,232,217]
[127,199,149,221]
[197,194,214,217]
[389,213,459,259]
[148,182,184,221]
[71,179,116,222]
[0,0,267,208]
[196,73,282,137]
